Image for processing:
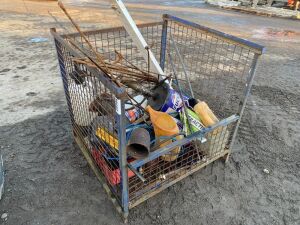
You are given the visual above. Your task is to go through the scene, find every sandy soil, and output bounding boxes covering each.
[0,0,299,224]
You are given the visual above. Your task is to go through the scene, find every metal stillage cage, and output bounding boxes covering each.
[51,14,264,221]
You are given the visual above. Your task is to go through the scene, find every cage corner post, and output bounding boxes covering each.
[117,98,129,222]
[51,29,75,124]
[226,53,261,163]
[159,16,168,71]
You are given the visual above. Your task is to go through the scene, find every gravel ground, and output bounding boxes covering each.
[0,1,299,224]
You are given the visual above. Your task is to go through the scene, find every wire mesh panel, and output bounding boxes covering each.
[52,14,264,220]
[163,17,256,119]
[54,37,125,203]
[68,22,163,72]
[128,123,235,204]
[53,22,165,206]
[126,15,263,207]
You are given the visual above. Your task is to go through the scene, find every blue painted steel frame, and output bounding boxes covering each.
[52,30,75,123]
[118,99,129,219]
[160,19,168,71]
[228,53,260,158]
[130,115,239,169]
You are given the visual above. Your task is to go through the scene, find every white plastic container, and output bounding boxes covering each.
[69,78,97,126]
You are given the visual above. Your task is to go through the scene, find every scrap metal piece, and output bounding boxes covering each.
[127,128,151,159]
[127,164,146,183]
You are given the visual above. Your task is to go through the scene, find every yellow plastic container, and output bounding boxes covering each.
[146,106,181,162]
[193,101,219,127]
[194,101,226,136]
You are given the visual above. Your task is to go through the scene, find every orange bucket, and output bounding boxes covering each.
[146,106,182,161]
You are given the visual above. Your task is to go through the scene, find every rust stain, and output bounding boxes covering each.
[266,28,299,37]
[252,27,300,42]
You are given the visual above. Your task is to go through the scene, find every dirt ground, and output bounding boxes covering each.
[0,0,299,225]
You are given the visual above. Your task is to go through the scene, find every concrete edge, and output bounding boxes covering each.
[210,4,300,20]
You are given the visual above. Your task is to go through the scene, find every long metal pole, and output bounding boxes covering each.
[160,18,168,71]
[117,98,129,221]
[168,52,201,161]
[169,33,194,98]
[168,53,192,132]
[227,53,260,162]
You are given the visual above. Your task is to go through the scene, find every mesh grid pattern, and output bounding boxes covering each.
[128,124,233,204]
[53,17,260,209]
[164,20,255,119]
[56,38,124,202]
[56,23,164,204]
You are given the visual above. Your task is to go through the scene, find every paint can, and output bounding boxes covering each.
[148,83,188,113]
[125,95,147,123]
[125,108,144,123]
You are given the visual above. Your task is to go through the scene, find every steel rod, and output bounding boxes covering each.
[168,52,201,161]
[130,114,239,168]
[127,164,146,183]
[227,54,260,162]
[118,99,129,218]
[169,33,194,98]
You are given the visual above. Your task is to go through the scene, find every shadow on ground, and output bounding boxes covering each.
[0,97,299,225]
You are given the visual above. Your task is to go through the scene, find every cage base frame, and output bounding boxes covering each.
[73,130,128,222]
[73,128,229,221]
[128,150,230,209]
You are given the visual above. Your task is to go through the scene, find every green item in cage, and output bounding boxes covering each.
[180,108,206,143]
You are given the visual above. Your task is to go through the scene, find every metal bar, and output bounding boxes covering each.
[168,51,201,161]
[168,52,193,134]
[228,54,260,159]
[63,21,163,38]
[130,115,239,169]
[50,29,127,99]
[127,164,146,183]
[169,33,194,98]
[163,14,266,55]
[117,98,129,219]
[51,28,75,124]
[129,149,229,209]
[159,18,168,71]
